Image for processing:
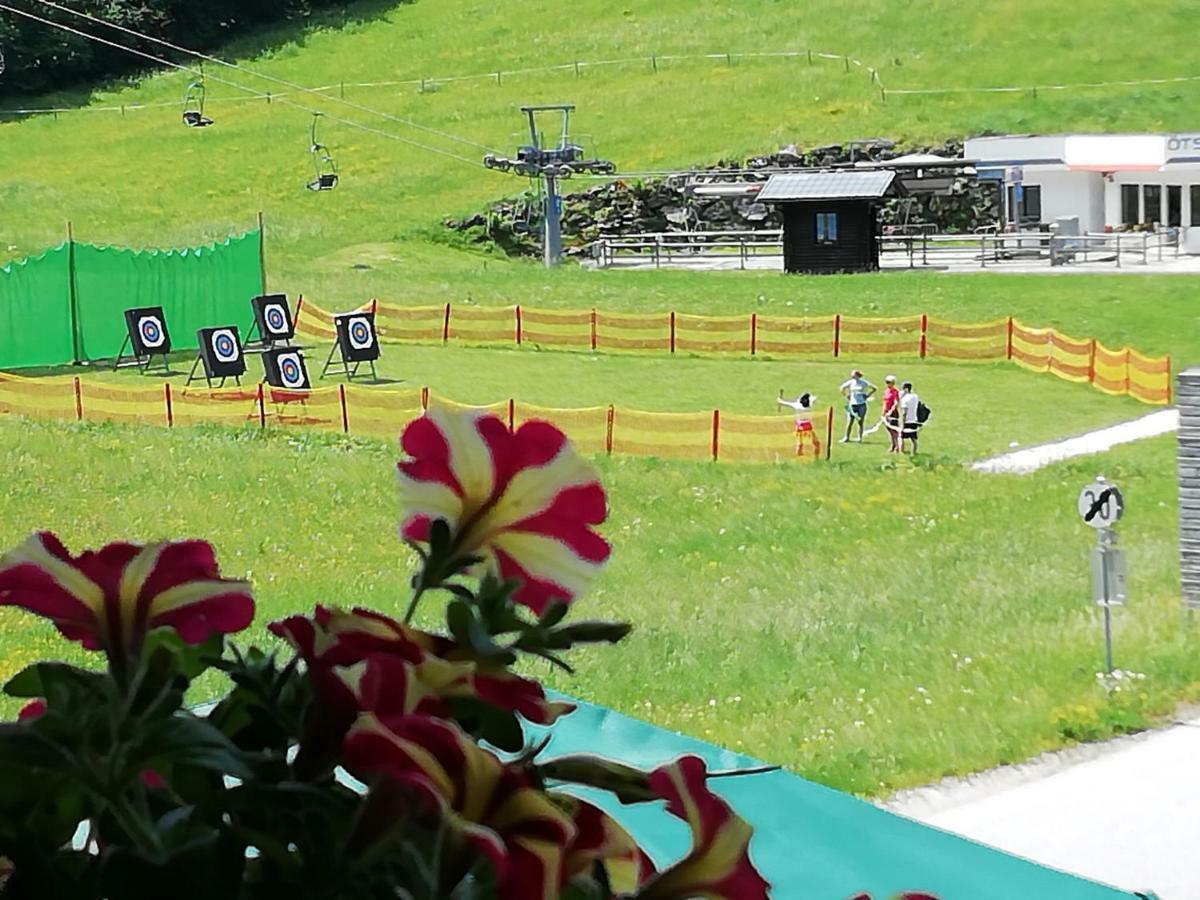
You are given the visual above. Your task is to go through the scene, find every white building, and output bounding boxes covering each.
[964,133,1200,243]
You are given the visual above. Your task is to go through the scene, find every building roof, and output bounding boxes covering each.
[758,170,896,202]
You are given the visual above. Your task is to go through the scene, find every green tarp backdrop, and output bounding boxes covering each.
[0,231,264,369]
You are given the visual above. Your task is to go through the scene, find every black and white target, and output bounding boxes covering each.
[124,307,172,356]
[335,311,380,363]
[251,293,295,342]
[263,347,311,390]
[197,326,246,379]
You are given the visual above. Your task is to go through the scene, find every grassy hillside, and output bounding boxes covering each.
[0,417,1192,795]
[3,0,1200,314]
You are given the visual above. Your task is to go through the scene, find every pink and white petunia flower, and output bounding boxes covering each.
[396,411,610,614]
[0,532,254,666]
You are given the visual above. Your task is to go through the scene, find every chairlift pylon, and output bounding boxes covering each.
[181,77,213,127]
[307,112,338,191]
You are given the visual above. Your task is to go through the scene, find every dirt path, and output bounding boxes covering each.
[971,408,1178,474]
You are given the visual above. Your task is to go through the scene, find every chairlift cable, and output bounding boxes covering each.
[30,0,501,155]
[0,3,485,169]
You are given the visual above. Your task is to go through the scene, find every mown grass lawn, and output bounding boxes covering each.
[76,337,1153,463]
[0,406,1190,796]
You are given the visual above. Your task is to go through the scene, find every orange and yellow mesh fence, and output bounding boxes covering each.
[295,298,1172,406]
[0,371,832,465]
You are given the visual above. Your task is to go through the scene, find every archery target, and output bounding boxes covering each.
[335,311,380,363]
[197,326,245,379]
[348,316,374,350]
[263,347,310,390]
[124,307,172,357]
[250,293,295,343]
[212,329,238,362]
[140,317,165,348]
[264,303,289,336]
[278,352,306,388]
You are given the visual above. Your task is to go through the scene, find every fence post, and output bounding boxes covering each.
[442,303,451,344]
[825,407,834,460]
[750,312,758,356]
[590,308,598,351]
[1088,339,1097,384]
[919,313,928,358]
[1124,349,1132,394]
[1167,356,1173,405]
[833,314,841,357]
[164,383,173,427]
[421,386,429,411]
[1006,317,1014,360]
[669,311,676,354]
[605,405,614,455]
[515,305,523,346]
[66,220,82,364]
[73,376,82,421]
[257,210,268,295]
[711,409,720,462]
[257,383,266,429]
[339,383,349,434]
[507,398,515,432]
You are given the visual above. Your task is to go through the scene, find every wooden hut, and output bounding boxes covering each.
[758,171,899,274]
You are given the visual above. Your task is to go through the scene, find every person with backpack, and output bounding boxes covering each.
[899,381,930,455]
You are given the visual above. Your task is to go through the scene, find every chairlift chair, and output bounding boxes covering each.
[181,79,213,128]
[307,113,339,191]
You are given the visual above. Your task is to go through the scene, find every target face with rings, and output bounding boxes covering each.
[212,329,239,362]
[140,318,164,348]
[197,326,246,379]
[265,304,289,335]
[348,316,374,349]
[335,311,380,363]
[124,306,172,356]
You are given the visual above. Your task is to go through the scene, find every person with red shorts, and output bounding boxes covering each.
[881,374,900,453]
[777,391,821,457]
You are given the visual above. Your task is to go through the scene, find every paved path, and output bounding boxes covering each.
[972,409,1179,474]
[886,715,1200,898]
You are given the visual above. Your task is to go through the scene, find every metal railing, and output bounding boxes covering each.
[589,230,783,269]
[589,227,1184,269]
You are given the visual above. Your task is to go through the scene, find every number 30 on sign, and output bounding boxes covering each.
[1078,481,1124,529]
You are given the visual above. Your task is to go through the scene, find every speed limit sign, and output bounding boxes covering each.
[1078,481,1124,529]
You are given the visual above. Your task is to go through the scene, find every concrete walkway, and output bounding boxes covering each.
[972,409,1179,474]
[886,714,1200,898]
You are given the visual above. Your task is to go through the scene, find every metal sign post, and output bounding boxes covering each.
[1079,477,1126,674]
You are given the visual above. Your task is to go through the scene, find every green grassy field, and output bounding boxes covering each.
[0,414,1190,796]
[2,0,1198,797]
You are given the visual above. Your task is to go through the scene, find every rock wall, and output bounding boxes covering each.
[445,138,1002,258]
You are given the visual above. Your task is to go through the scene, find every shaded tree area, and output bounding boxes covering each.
[0,0,402,99]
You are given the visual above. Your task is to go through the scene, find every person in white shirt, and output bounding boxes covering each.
[899,381,921,455]
[838,369,876,443]
[777,391,820,457]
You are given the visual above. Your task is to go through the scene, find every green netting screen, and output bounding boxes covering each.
[0,231,263,369]
[72,232,263,362]
[0,244,75,368]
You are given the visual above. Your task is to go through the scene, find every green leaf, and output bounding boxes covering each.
[134,714,252,780]
[4,661,104,703]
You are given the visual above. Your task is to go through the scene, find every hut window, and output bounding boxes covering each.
[816,212,839,243]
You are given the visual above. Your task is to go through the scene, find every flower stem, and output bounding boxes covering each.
[401,585,426,625]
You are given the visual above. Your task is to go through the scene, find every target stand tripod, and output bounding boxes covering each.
[112,334,171,375]
[320,340,378,382]
[185,355,242,389]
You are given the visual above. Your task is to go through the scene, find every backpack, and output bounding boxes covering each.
[916,400,932,424]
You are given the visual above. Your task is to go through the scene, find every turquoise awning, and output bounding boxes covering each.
[533,694,1149,900]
